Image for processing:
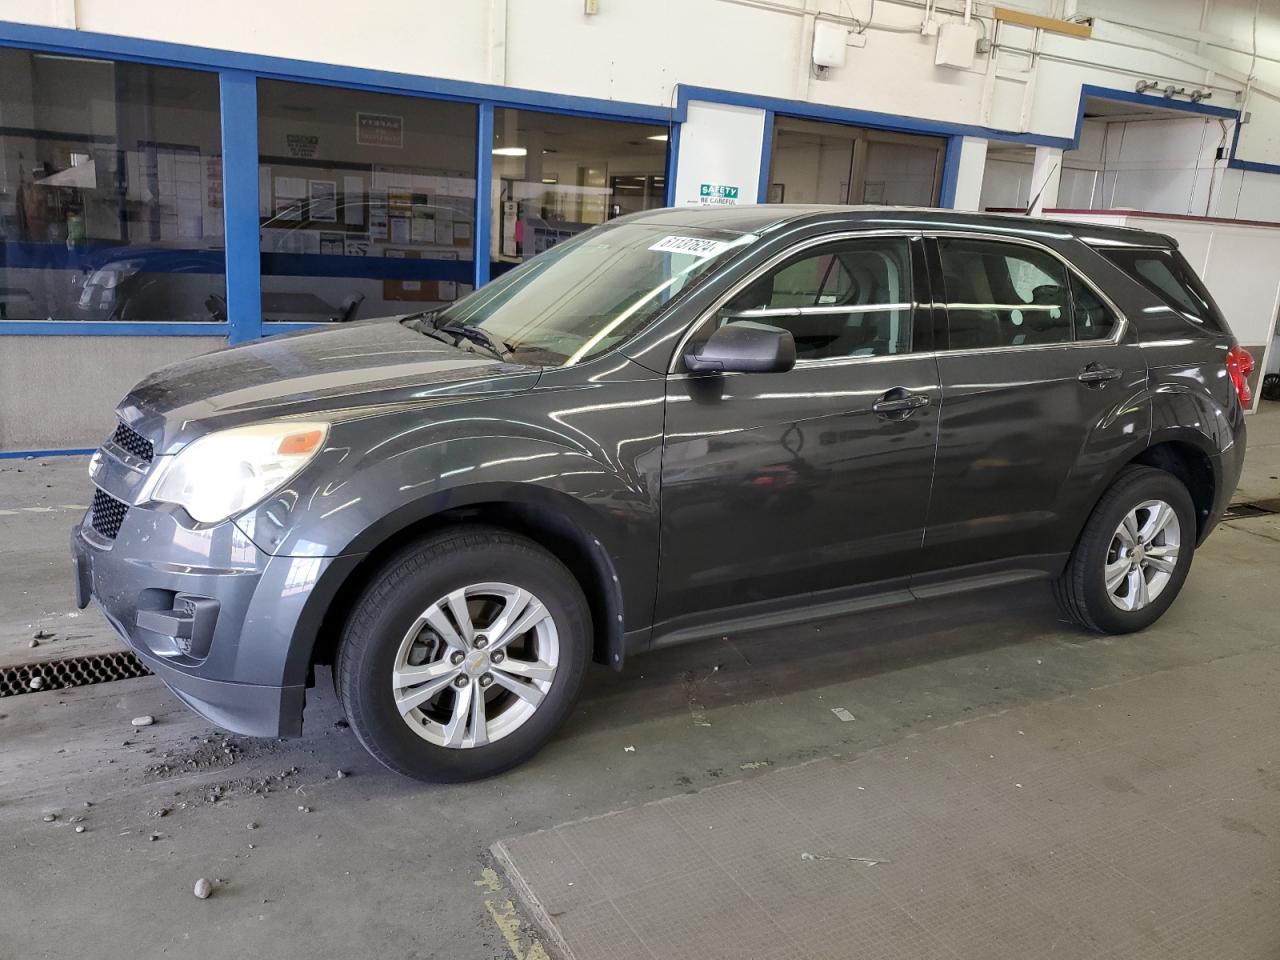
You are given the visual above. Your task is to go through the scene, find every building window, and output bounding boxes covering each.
[257,80,477,325]
[490,108,667,275]
[0,49,225,324]
[766,117,945,206]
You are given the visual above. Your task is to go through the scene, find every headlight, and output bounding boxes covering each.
[146,422,329,524]
[91,260,144,289]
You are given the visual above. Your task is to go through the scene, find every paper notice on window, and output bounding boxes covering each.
[648,235,729,257]
[368,191,388,241]
[342,175,365,225]
[274,176,307,220]
[410,212,435,244]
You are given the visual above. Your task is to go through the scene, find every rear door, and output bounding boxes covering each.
[916,233,1148,584]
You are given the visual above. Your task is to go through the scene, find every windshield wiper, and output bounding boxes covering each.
[400,311,512,360]
[432,320,513,361]
[399,310,440,333]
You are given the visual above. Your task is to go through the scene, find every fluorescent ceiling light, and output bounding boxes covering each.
[541,178,558,184]
[492,147,528,157]
[647,134,669,142]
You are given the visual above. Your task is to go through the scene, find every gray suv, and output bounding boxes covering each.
[72,206,1250,781]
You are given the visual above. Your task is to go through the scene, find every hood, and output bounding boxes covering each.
[119,316,541,451]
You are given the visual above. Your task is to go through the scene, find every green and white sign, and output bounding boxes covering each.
[698,183,740,205]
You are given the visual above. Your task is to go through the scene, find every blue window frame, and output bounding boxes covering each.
[0,23,673,345]
[0,47,228,333]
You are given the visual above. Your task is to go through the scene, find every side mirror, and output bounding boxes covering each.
[684,321,796,374]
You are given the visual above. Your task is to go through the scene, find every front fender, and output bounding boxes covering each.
[236,382,667,684]
[245,378,665,548]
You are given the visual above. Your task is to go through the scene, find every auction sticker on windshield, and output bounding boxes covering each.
[648,235,731,257]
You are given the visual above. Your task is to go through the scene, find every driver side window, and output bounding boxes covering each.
[716,236,914,361]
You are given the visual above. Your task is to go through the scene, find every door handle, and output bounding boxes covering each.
[872,389,931,419]
[1077,363,1121,386]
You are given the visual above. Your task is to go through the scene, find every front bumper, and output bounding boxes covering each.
[70,505,334,738]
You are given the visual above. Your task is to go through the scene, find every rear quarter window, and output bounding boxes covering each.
[1099,247,1224,332]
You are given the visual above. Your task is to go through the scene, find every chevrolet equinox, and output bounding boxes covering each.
[73,206,1251,781]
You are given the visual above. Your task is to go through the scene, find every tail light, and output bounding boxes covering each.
[1226,344,1254,406]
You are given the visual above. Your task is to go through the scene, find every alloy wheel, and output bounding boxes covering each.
[1104,499,1181,612]
[391,581,559,748]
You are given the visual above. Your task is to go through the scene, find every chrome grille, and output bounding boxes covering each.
[111,421,154,462]
[90,488,129,539]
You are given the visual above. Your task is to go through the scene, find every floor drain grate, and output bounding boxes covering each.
[1223,499,1280,521]
[1,650,151,697]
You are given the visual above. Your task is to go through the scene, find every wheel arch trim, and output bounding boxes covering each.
[282,481,632,689]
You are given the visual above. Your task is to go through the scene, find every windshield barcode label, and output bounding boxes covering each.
[648,236,729,257]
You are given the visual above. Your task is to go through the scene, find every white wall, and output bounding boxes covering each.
[0,337,222,449]
[2,0,1278,168]
[952,137,989,211]
[672,101,766,206]
[1092,117,1230,214]
[979,113,1280,219]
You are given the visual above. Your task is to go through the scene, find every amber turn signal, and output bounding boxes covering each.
[277,429,325,456]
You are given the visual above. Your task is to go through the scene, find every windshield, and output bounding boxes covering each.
[426,222,758,366]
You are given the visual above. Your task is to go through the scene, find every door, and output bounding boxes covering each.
[656,233,941,629]
[917,234,1148,581]
[765,117,946,206]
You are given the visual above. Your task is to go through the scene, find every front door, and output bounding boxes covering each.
[656,233,941,631]
[917,234,1148,581]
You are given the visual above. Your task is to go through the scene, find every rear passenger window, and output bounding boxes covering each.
[937,238,1072,348]
[717,236,914,361]
[1100,247,1221,330]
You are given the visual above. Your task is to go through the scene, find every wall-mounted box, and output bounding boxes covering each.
[935,20,979,69]
[813,21,848,69]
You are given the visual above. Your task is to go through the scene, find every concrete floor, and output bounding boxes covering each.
[1,406,1277,959]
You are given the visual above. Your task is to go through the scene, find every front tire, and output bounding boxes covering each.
[1053,465,1196,634]
[336,527,591,782]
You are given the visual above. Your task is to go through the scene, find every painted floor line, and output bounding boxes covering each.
[0,504,85,516]
[477,865,555,960]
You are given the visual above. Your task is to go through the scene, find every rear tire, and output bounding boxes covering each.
[336,526,591,782]
[1053,465,1196,634]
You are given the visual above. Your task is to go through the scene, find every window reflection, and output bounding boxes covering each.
[0,49,226,324]
[257,81,476,325]
[490,109,667,275]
